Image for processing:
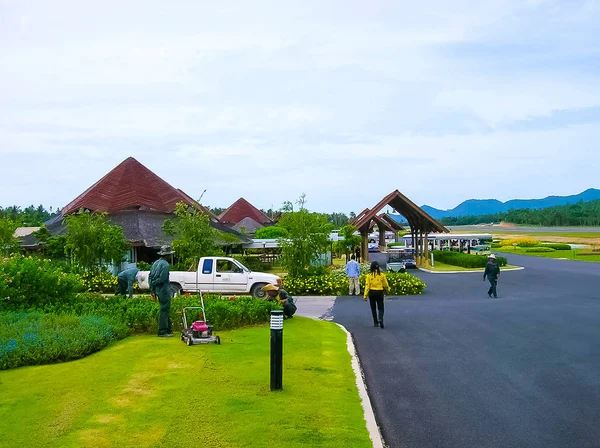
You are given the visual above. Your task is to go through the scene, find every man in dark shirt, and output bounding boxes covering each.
[115,267,141,298]
[263,284,297,318]
[149,246,175,337]
[483,254,501,298]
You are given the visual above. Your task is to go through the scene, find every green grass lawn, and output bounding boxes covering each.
[0,318,370,448]
[428,261,521,272]
[451,229,600,239]
[496,248,600,262]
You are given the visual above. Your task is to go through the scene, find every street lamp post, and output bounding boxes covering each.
[270,310,284,391]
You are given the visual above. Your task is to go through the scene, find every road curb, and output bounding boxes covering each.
[336,323,385,448]
[418,266,525,274]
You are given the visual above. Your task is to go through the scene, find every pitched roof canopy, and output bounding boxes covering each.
[352,190,448,234]
[219,198,273,225]
[379,214,404,231]
[62,157,200,215]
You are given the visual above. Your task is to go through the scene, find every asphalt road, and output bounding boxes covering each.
[333,255,600,448]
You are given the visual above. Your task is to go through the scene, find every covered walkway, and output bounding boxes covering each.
[351,190,449,266]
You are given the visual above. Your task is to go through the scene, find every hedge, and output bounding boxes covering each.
[27,293,281,333]
[0,311,129,370]
[432,251,507,268]
[542,243,572,250]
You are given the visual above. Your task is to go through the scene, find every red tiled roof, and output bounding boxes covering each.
[218,198,273,225]
[62,157,197,215]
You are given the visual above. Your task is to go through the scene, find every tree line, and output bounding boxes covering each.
[0,205,58,226]
[441,200,600,227]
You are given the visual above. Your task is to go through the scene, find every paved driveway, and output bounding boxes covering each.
[333,254,600,448]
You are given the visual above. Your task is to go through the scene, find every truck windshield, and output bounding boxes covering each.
[234,260,251,272]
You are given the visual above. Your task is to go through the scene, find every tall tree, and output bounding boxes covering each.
[277,196,333,276]
[163,202,225,270]
[335,224,362,259]
[328,212,349,227]
[64,212,128,273]
[0,217,19,255]
[254,225,289,239]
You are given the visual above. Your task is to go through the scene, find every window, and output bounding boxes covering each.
[216,260,242,273]
[202,259,213,274]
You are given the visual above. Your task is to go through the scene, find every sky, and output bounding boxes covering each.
[1,0,599,214]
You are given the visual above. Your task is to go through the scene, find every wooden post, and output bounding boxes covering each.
[379,226,386,252]
[419,229,424,264]
[424,231,430,268]
[361,228,369,264]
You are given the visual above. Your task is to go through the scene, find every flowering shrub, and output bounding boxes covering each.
[499,238,540,248]
[0,311,129,370]
[0,255,83,308]
[283,269,426,296]
[79,270,118,293]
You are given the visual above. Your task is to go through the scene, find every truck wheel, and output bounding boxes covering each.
[170,283,182,297]
[251,283,268,299]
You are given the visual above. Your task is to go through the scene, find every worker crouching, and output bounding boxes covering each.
[263,284,297,318]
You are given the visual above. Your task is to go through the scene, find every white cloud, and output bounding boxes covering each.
[1,0,599,212]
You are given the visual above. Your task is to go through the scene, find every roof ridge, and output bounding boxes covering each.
[61,157,195,215]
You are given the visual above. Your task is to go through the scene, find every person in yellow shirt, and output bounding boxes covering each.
[363,261,390,329]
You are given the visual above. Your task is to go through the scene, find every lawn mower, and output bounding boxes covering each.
[180,292,220,346]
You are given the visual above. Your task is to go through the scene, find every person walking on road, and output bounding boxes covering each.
[346,255,361,296]
[149,245,175,337]
[483,254,501,298]
[364,261,390,329]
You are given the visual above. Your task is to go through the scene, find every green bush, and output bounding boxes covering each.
[542,244,571,251]
[178,295,281,330]
[37,293,279,333]
[283,270,426,296]
[0,311,129,370]
[388,242,404,248]
[0,255,84,307]
[136,261,152,270]
[432,251,507,268]
[525,247,556,253]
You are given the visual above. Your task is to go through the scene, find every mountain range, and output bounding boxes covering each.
[416,188,600,220]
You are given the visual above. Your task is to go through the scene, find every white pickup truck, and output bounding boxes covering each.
[138,257,281,298]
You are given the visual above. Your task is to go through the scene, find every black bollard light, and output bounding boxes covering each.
[270,309,284,391]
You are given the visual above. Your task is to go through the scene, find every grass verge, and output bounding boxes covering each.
[0,317,371,448]
[427,261,521,272]
[496,248,600,262]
